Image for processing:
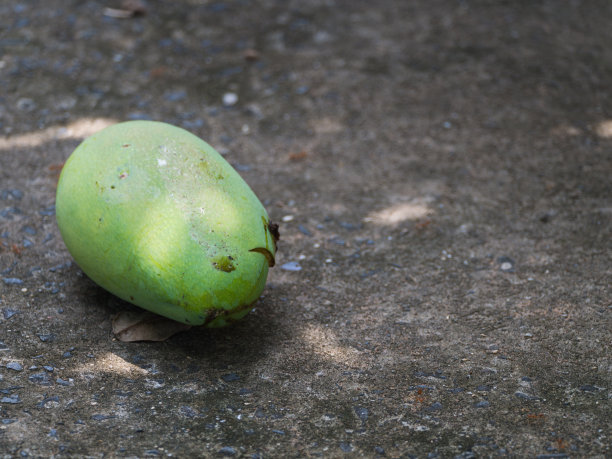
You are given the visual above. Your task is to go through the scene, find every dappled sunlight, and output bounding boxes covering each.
[75,352,148,376]
[364,201,432,225]
[595,120,612,138]
[299,323,361,365]
[135,203,186,275]
[0,117,117,150]
[310,116,344,134]
[190,186,243,239]
[550,124,582,137]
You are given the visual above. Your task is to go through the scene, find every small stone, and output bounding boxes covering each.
[3,308,19,319]
[222,92,238,106]
[474,400,490,408]
[579,384,599,392]
[17,98,36,111]
[339,221,361,231]
[0,189,23,200]
[281,215,294,222]
[2,278,23,285]
[179,406,198,418]
[354,406,368,422]
[218,446,236,456]
[38,204,56,216]
[21,226,36,235]
[91,414,116,421]
[164,90,186,101]
[37,396,60,408]
[514,391,539,401]
[297,225,312,236]
[424,401,443,411]
[6,362,23,371]
[221,373,240,382]
[360,269,379,279]
[339,442,353,453]
[38,334,56,342]
[0,395,21,404]
[280,261,302,271]
[49,262,72,272]
[232,163,252,172]
[497,256,515,271]
[181,118,204,130]
[455,452,476,459]
[29,373,52,385]
[313,30,333,44]
[127,112,152,121]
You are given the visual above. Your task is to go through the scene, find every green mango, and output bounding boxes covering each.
[56,121,278,327]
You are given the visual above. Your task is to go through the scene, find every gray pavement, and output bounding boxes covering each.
[0,1,610,457]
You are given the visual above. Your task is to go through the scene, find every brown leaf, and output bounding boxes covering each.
[288,151,308,161]
[103,0,147,19]
[121,0,147,16]
[243,49,260,61]
[48,162,65,172]
[112,311,191,342]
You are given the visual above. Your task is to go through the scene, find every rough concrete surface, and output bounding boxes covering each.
[0,0,610,457]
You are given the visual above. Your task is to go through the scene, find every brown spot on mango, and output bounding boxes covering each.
[212,255,236,272]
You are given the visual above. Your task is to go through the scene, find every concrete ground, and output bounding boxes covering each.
[0,0,610,457]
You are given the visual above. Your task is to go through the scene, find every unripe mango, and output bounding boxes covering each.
[56,121,277,327]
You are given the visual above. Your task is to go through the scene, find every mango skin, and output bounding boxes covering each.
[56,121,276,327]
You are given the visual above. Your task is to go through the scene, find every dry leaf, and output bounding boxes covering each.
[112,311,191,342]
[288,151,308,161]
[103,0,147,19]
[243,49,260,61]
